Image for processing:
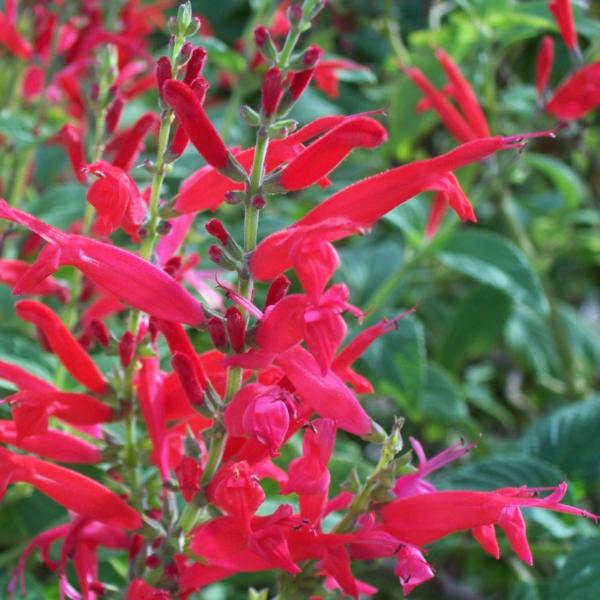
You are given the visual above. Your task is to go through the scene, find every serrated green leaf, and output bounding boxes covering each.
[523,396,600,483]
[438,285,512,370]
[438,231,548,314]
[549,537,600,600]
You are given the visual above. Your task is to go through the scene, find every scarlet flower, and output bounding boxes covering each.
[251,136,512,282]
[535,36,555,98]
[0,259,68,302]
[0,10,32,59]
[394,545,435,596]
[162,79,232,170]
[0,201,206,326]
[84,160,146,237]
[53,124,87,183]
[548,0,578,51]
[126,579,170,599]
[380,483,597,563]
[109,112,160,172]
[277,116,388,191]
[5,389,113,441]
[0,359,56,393]
[0,419,101,464]
[15,300,108,394]
[313,58,369,99]
[261,66,283,117]
[545,59,600,120]
[0,447,141,529]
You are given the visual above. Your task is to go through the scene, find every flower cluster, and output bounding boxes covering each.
[0,1,597,598]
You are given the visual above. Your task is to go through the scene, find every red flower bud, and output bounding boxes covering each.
[251,194,266,209]
[184,47,207,84]
[175,455,203,502]
[254,25,269,48]
[303,44,324,68]
[208,244,223,265]
[548,0,578,51]
[264,275,291,308]
[105,94,125,133]
[119,331,136,368]
[156,56,173,100]
[172,351,204,406]
[261,66,283,118]
[207,316,228,348]
[205,218,229,245]
[225,307,246,353]
[535,36,554,98]
[89,319,110,348]
[190,76,209,104]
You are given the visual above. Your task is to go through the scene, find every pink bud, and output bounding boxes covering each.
[208,316,228,348]
[251,194,266,209]
[264,275,291,309]
[208,244,223,265]
[254,25,268,48]
[205,218,229,245]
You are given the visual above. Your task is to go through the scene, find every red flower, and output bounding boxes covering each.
[0,447,141,529]
[545,59,600,120]
[109,112,159,172]
[0,201,206,326]
[15,300,108,394]
[313,58,369,99]
[0,259,68,302]
[85,160,146,237]
[261,66,283,117]
[277,116,387,191]
[0,10,32,59]
[548,0,578,51]
[380,483,597,563]
[162,79,231,170]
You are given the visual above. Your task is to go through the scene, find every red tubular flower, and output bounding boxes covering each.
[226,306,246,353]
[184,46,207,83]
[261,66,283,117]
[110,112,159,172]
[535,35,555,98]
[276,346,372,435]
[277,116,388,191]
[172,352,205,407]
[548,0,578,51]
[105,94,125,134]
[163,79,231,170]
[394,546,435,596]
[313,58,369,99]
[405,67,475,143]
[54,124,87,183]
[0,359,56,393]
[545,59,600,120]
[5,389,113,441]
[0,259,68,301]
[15,300,108,394]
[0,11,32,59]
[126,579,170,599]
[0,447,141,529]
[380,483,597,561]
[0,201,206,326]
[434,48,490,138]
[251,136,512,282]
[264,275,291,308]
[0,420,101,464]
[156,55,172,100]
[84,161,146,237]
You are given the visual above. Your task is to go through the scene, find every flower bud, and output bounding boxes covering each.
[225,306,246,352]
[175,455,203,502]
[240,105,261,127]
[253,25,277,61]
[119,331,136,368]
[287,3,303,25]
[251,194,266,209]
[264,275,291,308]
[184,47,207,83]
[261,66,283,118]
[208,316,228,348]
[172,352,204,406]
[224,191,244,205]
[208,245,238,270]
[156,56,172,101]
[89,319,110,348]
[205,218,229,245]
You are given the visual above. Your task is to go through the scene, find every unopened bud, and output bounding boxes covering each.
[208,316,228,348]
[224,191,244,205]
[119,331,136,368]
[251,194,266,209]
[184,47,207,84]
[240,105,261,127]
[89,319,110,348]
[287,3,303,25]
[253,25,277,61]
[264,275,291,308]
[137,226,148,239]
[157,220,173,235]
[261,66,283,118]
[205,218,229,245]
[208,245,238,270]
[176,1,193,36]
[254,25,268,48]
[156,56,172,101]
[303,44,323,67]
[172,352,204,406]
[105,95,125,133]
[225,307,245,353]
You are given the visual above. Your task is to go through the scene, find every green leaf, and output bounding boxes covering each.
[438,230,548,314]
[194,36,245,73]
[523,153,585,210]
[438,454,566,491]
[523,396,600,483]
[438,285,512,370]
[364,313,426,420]
[549,537,600,600]
[421,363,468,423]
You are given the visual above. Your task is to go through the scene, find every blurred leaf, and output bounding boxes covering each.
[505,304,558,378]
[421,363,468,423]
[365,314,426,420]
[0,110,36,149]
[438,285,512,371]
[523,396,600,484]
[438,230,548,314]
[549,537,600,600]
[438,454,566,490]
[31,182,86,229]
[194,35,245,72]
[510,582,541,600]
[523,154,585,211]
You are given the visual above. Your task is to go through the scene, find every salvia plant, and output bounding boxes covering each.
[0,0,599,598]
